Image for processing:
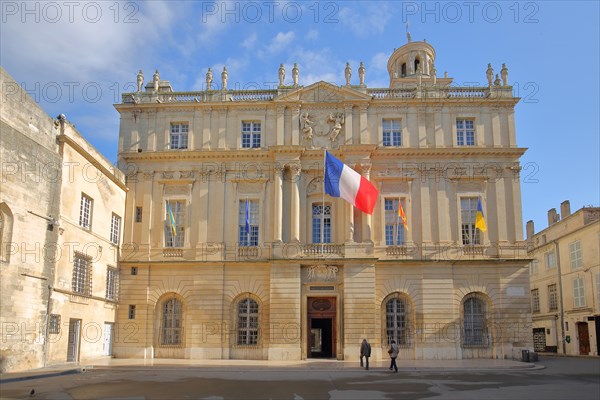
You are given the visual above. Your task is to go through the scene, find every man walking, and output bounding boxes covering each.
[360,339,371,370]
[388,340,399,372]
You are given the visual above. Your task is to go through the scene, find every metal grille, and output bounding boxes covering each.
[462,297,487,347]
[72,253,92,296]
[237,298,259,345]
[105,267,118,301]
[161,298,183,346]
[386,297,409,346]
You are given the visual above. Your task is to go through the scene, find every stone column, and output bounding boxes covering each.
[359,105,369,144]
[291,106,300,145]
[344,104,353,145]
[360,163,373,243]
[273,164,284,242]
[345,201,354,243]
[288,163,301,242]
[276,106,285,145]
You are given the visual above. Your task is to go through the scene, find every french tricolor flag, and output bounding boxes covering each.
[324,151,379,214]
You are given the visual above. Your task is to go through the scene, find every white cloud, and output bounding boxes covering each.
[265,31,296,54]
[337,3,393,37]
[241,32,258,49]
[306,29,319,41]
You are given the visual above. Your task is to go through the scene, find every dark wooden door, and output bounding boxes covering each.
[577,322,590,355]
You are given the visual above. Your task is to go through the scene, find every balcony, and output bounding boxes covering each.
[303,244,343,256]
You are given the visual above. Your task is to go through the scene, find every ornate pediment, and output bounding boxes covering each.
[275,81,371,104]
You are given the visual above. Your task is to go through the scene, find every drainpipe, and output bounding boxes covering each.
[554,240,566,355]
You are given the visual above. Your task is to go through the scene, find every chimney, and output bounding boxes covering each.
[526,220,535,240]
[561,200,571,219]
[547,208,559,226]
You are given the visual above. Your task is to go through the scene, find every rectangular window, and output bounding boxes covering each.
[456,119,475,146]
[241,122,261,148]
[382,119,402,146]
[531,289,540,313]
[569,240,583,269]
[131,266,138,275]
[384,198,406,245]
[529,260,539,275]
[573,277,585,308]
[49,314,61,334]
[110,214,121,245]
[79,194,93,229]
[312,203,331,243]
[460,197,481,245]
[548,284,558,311]
[135,207,143,223]
[545,251,556,269]
[170,123,189,149]
[238,199,259,246]
[164,200,185,248]
[106,267,118,301]
[72,253,92,296]
[128,305,136,319]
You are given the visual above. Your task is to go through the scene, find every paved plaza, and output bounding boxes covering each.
[1,355,599,399]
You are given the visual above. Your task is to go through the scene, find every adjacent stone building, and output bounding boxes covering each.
[114,38,532,361]
[0,68,127,372]
[527,202,600,355]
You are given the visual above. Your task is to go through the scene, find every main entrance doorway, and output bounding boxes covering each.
[307,297,336,358]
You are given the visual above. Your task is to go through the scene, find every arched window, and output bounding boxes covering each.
[386,296,410,346]
[161,298,183,345]
[463,296,487,346]
[401,63,407,77]
[237,297,259,345]
[414,58,421,73]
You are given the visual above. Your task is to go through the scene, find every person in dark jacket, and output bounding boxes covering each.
[360,338,371,370]
[388,340,399,372]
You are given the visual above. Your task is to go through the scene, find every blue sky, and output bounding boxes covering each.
[2,0,599,234]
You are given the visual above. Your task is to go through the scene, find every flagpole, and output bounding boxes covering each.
[396,199,400,246]
[322,150,326,254]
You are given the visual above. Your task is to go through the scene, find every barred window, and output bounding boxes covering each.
[72,253,92,296]
[239,199,259,246]
[161,298,183,345]
[531,289,540,313]
[128,305,136,319]
[49,314,61,334]
[135,207,143,223]
[463,296,486,346]
[237,298,259,345]
[386,297,409,346]
[79,194,93,229]
[106,267,118,301]
[312,203,331,243]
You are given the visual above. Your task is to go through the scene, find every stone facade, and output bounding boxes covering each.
[0,68,126,372]
[1,67,61,372]
[527,202,600,355]
[114,40,532,361]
